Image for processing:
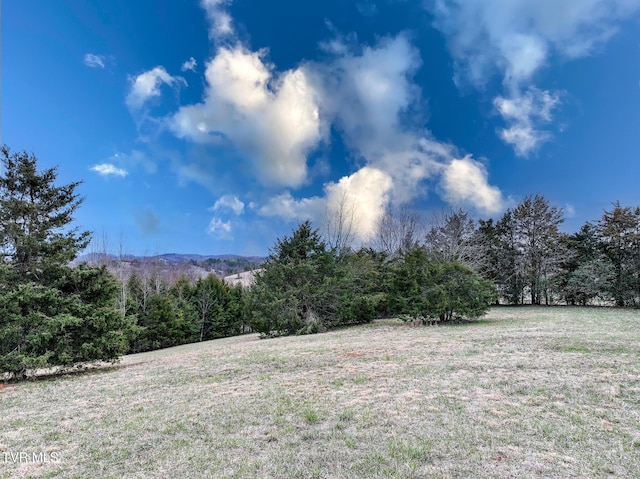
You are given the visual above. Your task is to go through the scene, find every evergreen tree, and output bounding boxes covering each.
[0,146,90,280]
[227,283,251,334]
[136,295,195,351]
[477,212,526,304]
[512,195,564,305]
[337,248,389,324]
[558,223,612,305]
[192,275,237,340]
[596,203,640,307]
[388,247,495,323]
[0,146,131,378]
[250,221,344,336]
[565,259,614,306]
[475,219,502,303]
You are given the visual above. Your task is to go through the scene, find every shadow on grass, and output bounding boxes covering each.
[376,316,498,328]
[2,362,130,385]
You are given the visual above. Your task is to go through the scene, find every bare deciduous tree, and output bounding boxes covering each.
[194,279,215,342]
[115,234,130,315]
[424,208,485,271]
[323,191,358,253]
[372,205,423,256]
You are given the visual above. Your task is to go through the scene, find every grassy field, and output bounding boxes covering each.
[1,306,639,478]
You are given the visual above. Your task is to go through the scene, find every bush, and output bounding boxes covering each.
[389,248,496,323]
[0,266,133,378]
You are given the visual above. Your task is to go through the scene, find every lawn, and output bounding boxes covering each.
[1,307,639,478]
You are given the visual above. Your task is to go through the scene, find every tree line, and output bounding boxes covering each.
[124,271,250,353]
[249,192,640,338]
[1,146,639,378]
[249,220,496,336]
[472,196,640,307]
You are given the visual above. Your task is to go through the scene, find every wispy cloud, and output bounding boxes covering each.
[430,0,640,88]
[258,192,323,221]
[206,217,233,239]
[126,66,185,110]
[181,57,197,72]
[90,163,128,177]
[357,1,378,17]
[564,203,577,218]
[83,53,105,68]
[172,159,218,192]
[201,0,234,40]
[212,194,245,215]
[108,150,157,174]
[428,0,640,154]
[494,88,560,156]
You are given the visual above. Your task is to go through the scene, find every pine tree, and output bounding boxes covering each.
[0,146,90,280]
[250,221,342,336]
[512,195,564,305]
[558,223,613,305]
[0,146,132,378]
[596,202,640,307]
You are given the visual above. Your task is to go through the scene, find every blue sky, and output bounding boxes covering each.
[3,0,640,256]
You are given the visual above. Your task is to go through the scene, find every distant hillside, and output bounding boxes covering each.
[74,253,266,285]
[223,269,264,288]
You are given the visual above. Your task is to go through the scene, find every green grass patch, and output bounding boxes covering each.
[561,343,589,352]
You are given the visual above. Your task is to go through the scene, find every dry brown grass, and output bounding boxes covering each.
[1,306,640,478]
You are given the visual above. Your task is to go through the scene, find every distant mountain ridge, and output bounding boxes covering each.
[74,252,266,283]
[76,252,265,266]
[154,253,266,265]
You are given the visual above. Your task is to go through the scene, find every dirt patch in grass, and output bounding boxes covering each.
[1,306,640,478]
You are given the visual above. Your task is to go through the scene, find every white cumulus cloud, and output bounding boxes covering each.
[90,163,128,177]
[171,45,324,187]
[309,36,504,214]
[441,156,504,215]
[494,88,560,156]
[167,16,505,224]
[258,167,394,243]
[324,166,394,241]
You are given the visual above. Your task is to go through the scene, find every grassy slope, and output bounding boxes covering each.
[1,307,639,478]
